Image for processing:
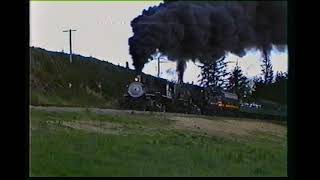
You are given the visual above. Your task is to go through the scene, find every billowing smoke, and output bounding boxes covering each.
[129,1,287,82]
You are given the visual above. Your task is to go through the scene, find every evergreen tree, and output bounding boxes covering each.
[251,72,287,104]
[251,76,264,101]
[227,62,250,101]
[198,56,229,91]
[275,71,288,83]
[261,50,274,84]
[253,76,264,84]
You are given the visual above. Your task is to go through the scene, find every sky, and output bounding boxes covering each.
[30,1,288,85]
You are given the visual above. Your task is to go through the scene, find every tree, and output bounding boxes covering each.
[198,56,229,91]
[251,76,264,101]
[251,71,288,104]
[252,76,264,88]
[272,71,288,104]
[227,62,250,101]
[261,50,274,84]
[275,71,288,83]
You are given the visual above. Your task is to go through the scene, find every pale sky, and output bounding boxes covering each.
[30,1,288,84]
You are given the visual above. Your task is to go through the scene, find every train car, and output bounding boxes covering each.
[216,91,240,111]
[201,90,240,116]
[239,100,287,120]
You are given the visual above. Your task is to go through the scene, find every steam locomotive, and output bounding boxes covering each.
[121,75,240,115]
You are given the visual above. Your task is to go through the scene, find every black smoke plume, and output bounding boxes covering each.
[129,1,287,82]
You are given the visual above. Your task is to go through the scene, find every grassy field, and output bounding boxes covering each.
[30,108,287,177]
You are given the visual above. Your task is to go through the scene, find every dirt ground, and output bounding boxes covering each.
[61,121,121,135]
[53,115,286,139]
[170,116,286,138]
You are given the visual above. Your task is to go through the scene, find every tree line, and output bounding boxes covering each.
[198,53,287,105]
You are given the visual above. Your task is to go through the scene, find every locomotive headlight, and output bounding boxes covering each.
[134,78,138,82]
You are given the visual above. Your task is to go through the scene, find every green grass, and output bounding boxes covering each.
[30,89,119,109]
[30,47,138,109]
[30,109,287,177]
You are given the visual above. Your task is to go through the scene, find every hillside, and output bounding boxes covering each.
[30,47,142,108]
[30,47,287,112]
[30,47,207,109]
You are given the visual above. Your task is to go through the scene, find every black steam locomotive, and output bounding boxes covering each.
[121,75,240,115]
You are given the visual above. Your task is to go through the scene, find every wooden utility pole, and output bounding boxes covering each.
[155,49,170,78]
[157,56,171,78]
[63,29,77,63]
[63,29,76,88]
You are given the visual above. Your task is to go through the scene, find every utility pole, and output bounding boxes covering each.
[157,56,171,78]
[155,48,169,78]
[63,29,77,63]
[63,29,76,88]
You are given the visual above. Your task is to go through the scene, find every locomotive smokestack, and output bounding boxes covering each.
[177,60,186,84]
